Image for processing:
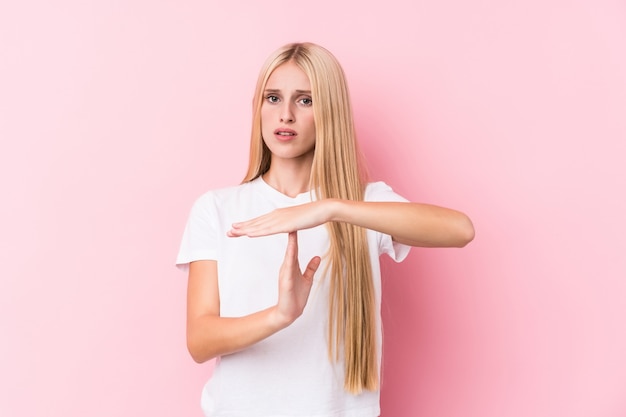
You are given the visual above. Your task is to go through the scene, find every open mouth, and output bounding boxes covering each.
[275,129,297,138]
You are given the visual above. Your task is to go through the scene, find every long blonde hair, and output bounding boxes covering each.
[243,42,377,393]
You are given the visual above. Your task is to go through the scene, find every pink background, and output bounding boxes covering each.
[1,1,625,416]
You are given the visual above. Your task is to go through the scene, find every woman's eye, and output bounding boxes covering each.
[266,95,279,103]
[299,97,313,106]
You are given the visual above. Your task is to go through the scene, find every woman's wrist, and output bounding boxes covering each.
[267,305,295,331]
[323,198,345,223]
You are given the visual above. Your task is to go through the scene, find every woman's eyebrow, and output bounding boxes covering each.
[264,89,311,94]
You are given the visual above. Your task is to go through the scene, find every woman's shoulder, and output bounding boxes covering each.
[192,179,260,208]
[364,181,409,203]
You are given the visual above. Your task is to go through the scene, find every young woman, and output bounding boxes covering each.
[177,42,474,417]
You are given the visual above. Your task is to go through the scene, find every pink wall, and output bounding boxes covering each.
[1,1,625,416]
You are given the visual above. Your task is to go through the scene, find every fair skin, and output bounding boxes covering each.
[186,62,475,363]
[260,61,316,197]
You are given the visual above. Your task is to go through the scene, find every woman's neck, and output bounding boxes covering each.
[262,160,312,198]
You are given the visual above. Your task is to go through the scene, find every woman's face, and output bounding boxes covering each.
[261,62,316,165]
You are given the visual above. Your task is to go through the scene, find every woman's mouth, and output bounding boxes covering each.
[274,128,297,140]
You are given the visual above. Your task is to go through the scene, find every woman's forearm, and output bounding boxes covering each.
[187,306,287,363]
[187,235,319,363]
[327,199,475,248]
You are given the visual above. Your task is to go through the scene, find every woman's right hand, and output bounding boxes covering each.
[186,232,321,363]
[274,231,321,326]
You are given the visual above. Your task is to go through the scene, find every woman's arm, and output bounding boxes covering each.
[228,200,475,248]
[186,232,321,363]
[332,200,474,247]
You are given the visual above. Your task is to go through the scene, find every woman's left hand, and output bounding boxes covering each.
[227,200,334,237]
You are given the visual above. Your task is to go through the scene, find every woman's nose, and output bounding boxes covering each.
[280,105,294,123]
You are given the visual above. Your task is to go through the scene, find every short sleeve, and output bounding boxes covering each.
[364,181,412,263]
[175,192,219,273]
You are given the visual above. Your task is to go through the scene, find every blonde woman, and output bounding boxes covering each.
[177,42,474,417]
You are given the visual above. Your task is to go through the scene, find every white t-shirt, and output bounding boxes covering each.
[176,177,410,417]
